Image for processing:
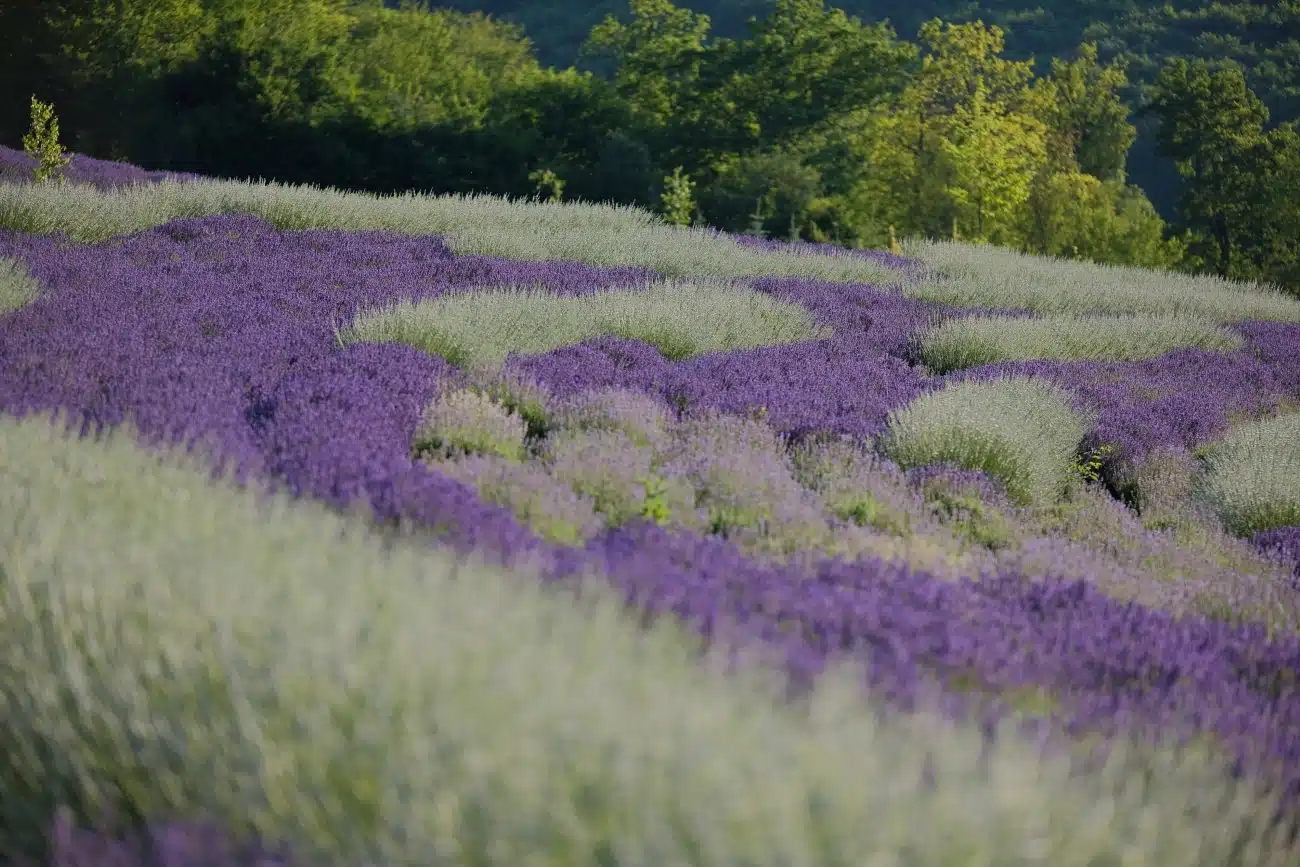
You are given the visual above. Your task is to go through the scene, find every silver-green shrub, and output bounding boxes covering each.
[412,386,529,462]
[880,377,1093,506]
[1193,411,1300,537]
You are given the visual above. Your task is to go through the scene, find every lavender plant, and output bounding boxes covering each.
[5,150,1300,867]
[549,386,675,450]
[337,278,832,370]
[411,386,529,462]
[428,452,604,545]
[901,237,1300,322]
[1192,411,1300,537]
[0,256,41,314]
[918,312,1244,373]
[542,428,698,530]
[880,376,1094,506]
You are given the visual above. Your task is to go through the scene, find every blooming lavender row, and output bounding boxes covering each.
[0,144,200,190]
[3,214,1300,809]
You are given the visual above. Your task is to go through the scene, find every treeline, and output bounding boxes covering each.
[2,0,1298,290]
[446,0,1300,220]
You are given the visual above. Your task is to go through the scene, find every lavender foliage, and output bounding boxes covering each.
[3,212,1300,820]
[510,276,943,440]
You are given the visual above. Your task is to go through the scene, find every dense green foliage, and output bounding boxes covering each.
[447,0,1300,213]
[2,0,1297,291]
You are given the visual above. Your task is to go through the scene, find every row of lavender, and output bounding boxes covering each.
[0,145,201,190]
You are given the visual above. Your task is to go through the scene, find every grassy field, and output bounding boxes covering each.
[3,161,1300,866]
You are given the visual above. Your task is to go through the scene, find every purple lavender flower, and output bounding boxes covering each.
[0,143,200,189]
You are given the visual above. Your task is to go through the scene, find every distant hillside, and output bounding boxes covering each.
[432,0,1300,218]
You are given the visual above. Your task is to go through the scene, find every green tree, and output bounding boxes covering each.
[580,0,712,161]
[528,167,565,202]
[696,147,823,238]
[1020,171,1185,268]
[660,166,696,225]
[340,1,542,132]
[0,0,214,158]
[862,19,1052,243]
[582,0,913,178]
[1141,59,1272,279]
[707,0,915,153]
[1042,42,1137,181]
[938,78,1048,243]
[21,96,73,184]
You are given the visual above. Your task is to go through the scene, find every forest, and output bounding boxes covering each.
[433,0,1300,219]
[2,0,1298,292]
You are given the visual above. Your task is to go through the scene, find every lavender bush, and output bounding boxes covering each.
[337,278,832,370]
[6,413,1300,867]
[880,376,1093,505]
[901,236,1300,322]
[542,428,700,530]
[952,348,1299,504]
[1253,526,1300,584]
[548,386,674,450]
[411,386,530,462]
[0,256,40,314]
[1192,411,1300,537]
[918,312,1245,373]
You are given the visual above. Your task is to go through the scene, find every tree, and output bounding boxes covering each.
[580,0,712,161]
[660,166,696,225]
[696,147,823,238]
[862,19,1052,242]
[582,0,913,177]
[0,0,215,157]
[1141,59,1270,279]
[708,0,915,152]
[339,1,543,132]
[1020,171,1185,269]
[938,78,1048,242]
[1042,42,1137,181]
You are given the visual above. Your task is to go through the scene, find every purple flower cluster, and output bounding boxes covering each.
[0,144,200,189]
[1235,320,1300,398]
[5,812,300,867]
[578,520,1300,796]
[0,214,651,565]
[1254,526,1300,585]
[3,210,1300,821]
[510,276,944,440]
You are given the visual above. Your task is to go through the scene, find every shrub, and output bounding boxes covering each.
[1193,411,1300,537]
[879,377,1093,506]
[918,313,1244,373]
[21,96,72,185]
[412,387,529,462]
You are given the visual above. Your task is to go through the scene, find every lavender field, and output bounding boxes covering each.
[2,144,1300,866]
